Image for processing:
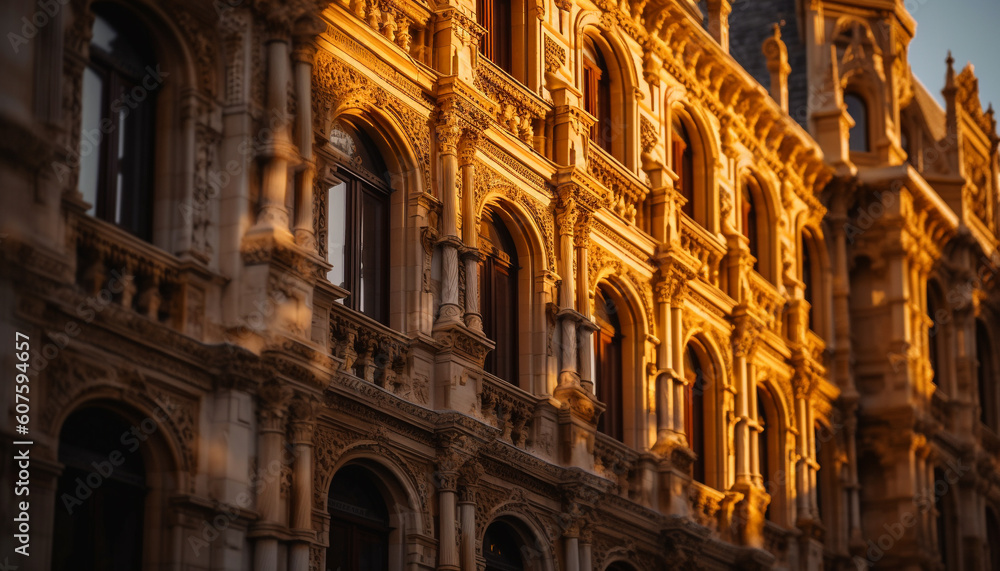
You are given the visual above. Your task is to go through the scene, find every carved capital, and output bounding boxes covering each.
[458,130,479,166]
[258,381,292,432]
[732,315,765,358]
[437,111,462,155]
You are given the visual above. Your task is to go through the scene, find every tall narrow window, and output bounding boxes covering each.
[935,467,954,567]
[326,121,391,324]
[78,5,159,241]
[477,0,513,73]
[582,38,612,153]
[673,118,694,219]
[802,237,815,328]
[988,508,1000,571]
[684,346,707,484]
[594,286,624,441]
[814,426,824,521]
[742,181,761,273]
[757,387,772,520]
[481,212,519,384]
[845,92,869,152]
[978,321,995,428]
[328,465,391,571]
[927,283,944,388]
[53,408,146,570]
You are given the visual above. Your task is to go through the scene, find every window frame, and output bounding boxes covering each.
[80,8,158,241]
[325,167,392,325]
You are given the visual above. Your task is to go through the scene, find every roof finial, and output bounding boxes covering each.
[945,50,956,90]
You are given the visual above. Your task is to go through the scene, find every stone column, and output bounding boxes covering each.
[292,31,320,250]
[579,528,593,571]
[732,324,755,485]
[671,300,686,437]
[255,17,295,233]
[575,213,595,391]
[436,111,463,325]
[459,133,483,331]
[289,397,315,571]
[253,384,290,571]
[555,194,579,387]
[437,452,461,571]
[654,281,675,446]
[459,493,476,571]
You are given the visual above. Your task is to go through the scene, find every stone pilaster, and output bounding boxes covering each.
[252,382,290,571]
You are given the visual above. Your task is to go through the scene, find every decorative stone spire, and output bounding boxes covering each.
[762,22,790,112]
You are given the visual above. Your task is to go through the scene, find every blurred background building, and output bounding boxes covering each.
[0,0,998,569]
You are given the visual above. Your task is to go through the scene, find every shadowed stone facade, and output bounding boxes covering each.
[0,0,997,570]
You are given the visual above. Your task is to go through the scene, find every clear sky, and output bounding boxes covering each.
[908,0,999,114]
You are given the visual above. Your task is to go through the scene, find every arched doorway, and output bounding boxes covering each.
[53,407,147,570]
[327,465,392,571]
[484,520,525,571]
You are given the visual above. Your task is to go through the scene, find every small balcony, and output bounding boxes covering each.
[479,373,542,450]
[474,59,550,149]
[678,212,726,287]
[586,144,649,225]
[328,301,427,404]
[70,211,219,341]
[593,431,640,498]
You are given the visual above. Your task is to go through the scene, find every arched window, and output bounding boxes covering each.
[801,237,815,327]
[684,346,708,484]
[741,179,761,274]
[484,521,525,571]
[901,126,912,164]
[327,120,391,324]
[935,467,958,568]
[582,37,613,154]
[78,4,160,241]
[481,211,519,383]
[328,465,391,571]
[927,281,945,388]
[594,285,624,441]
[845,92,869,152]
[978,320,995,428]
[673,118,695,219]
[53,407,147,570]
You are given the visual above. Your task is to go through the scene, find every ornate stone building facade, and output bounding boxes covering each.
[0,0,998,569]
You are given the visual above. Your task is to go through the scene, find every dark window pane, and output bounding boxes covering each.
[845,93,869,152]
[594,287,623,441]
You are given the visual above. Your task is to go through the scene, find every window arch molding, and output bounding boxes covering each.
[50,397,187,570]
[977,316,998,431]
[574,16,639,169]
[480,514,555,571]
[736,169,780,284]
[589,276,652,448]
[319,109,426,331]
[756,380,791,525]
[72,0,202,251]
[839,74,882,156]
[680,333,728,490]
[666,101,720,233]
[321,454,428,571]
[475,196,552,395]
[925,278,949,392]
[798,222,832,340]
